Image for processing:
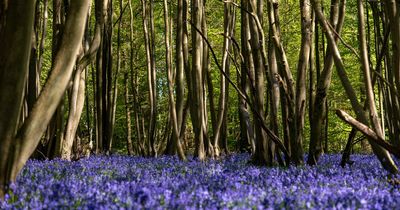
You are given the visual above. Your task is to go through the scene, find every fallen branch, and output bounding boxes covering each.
[336,109,400,159]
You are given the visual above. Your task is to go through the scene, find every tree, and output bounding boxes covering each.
[191,0,208,160]
[311,0,398,173]
[0,0,90,198]
[141,0,157,156]
[308,0,346,165]
[164,0,186,160]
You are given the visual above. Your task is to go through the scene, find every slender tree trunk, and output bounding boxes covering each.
[149,0,158,156]
[212,2,234,158]
[127,0,143,155]
[239,0,255,153]
[124,72,134,155]
[357,0,385,158]
[248,0,269,165]
[102,0,113,154]
[164,0,186,160]
[293,0,312,164]
[191,0,206,160]
[44,0,66,159]
[383,0,400,147]
[201,2,213,157]
[27,1,41,114]
[267,0,294,164]
[267,6,280,152]
[308,0,346,165]
[107,0,119,154]
[61,66,86,160]
[141,0,157,157]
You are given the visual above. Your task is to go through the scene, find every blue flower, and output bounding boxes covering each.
[1,154,400,209]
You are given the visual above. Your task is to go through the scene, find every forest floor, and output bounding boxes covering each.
[1,154,400,209]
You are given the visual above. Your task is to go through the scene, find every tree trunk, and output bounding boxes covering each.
[0,0,90,198]
[212,2,234,158]
[124,72,134,155]
[164,0,186,160]
[61,66,86,160]
[248,0,269,165]
[239,0,255,153]
[191,0,206,160]
[293,0,312,164]
[0,0,36,199]
[311,0,398,173]
[308,0,346,165]
[141,0,157,157]
[267,0,294,164]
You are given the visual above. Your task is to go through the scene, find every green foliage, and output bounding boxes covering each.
[36,0,379,155]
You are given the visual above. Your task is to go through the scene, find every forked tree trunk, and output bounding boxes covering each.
[201,2,213,157]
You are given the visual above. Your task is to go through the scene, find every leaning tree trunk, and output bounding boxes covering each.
[0,0,90,198]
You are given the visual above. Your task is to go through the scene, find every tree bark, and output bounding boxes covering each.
[141,0,157,157]
[212,2,235,158]
[0,0,90,198]
[336,110,400,159]
[191,0,206,160]
[293,0,312,164]
[164,0,186,160]
[239,0,255,153]
[124,71,134,155]
[308,0,346,165]
[0,0,36,199]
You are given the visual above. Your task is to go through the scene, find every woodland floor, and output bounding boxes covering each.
[1,154,400,209]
